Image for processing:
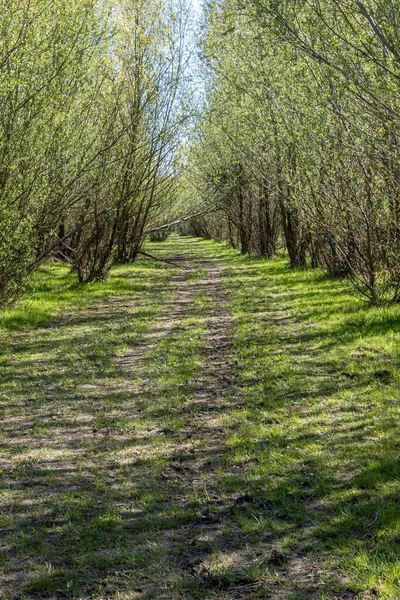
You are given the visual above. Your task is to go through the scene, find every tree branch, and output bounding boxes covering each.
[137,250,186,269]
[356,0,400,62]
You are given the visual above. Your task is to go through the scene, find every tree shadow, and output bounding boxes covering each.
[1,240,399,599]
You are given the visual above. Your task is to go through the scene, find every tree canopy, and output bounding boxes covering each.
[1,0,400,304]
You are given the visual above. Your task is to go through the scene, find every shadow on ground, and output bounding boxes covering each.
[1,238,399,599]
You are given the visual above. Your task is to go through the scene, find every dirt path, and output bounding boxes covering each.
[1,249,246,599]
[113,256,251,598]
[119,257,195,374]
[1,241,368,600]
[118,255,237,484]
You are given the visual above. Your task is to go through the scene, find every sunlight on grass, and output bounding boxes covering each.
[218,247,400,599]
[1,236,399,599]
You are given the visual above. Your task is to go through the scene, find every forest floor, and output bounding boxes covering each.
[1,236,399,600]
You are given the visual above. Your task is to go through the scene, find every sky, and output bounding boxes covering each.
[190,0,202,18]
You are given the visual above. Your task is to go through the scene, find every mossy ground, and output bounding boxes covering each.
[0,237,399,599]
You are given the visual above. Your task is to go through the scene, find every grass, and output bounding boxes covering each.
[0,236,399,599]
[220,248,400,599]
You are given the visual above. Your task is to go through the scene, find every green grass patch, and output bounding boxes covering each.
[0,236,399,599]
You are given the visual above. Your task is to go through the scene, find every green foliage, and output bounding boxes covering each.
[185,0,400,303]
[0,215,35,302]
[0,0,187,300]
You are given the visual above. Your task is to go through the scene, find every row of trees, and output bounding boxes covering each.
[184,0,400,303]
[0,0,189,303]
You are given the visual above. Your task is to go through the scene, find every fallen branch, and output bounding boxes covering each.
[137,250,186,269]
[145,205,223,235]
[51,250,73,263]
